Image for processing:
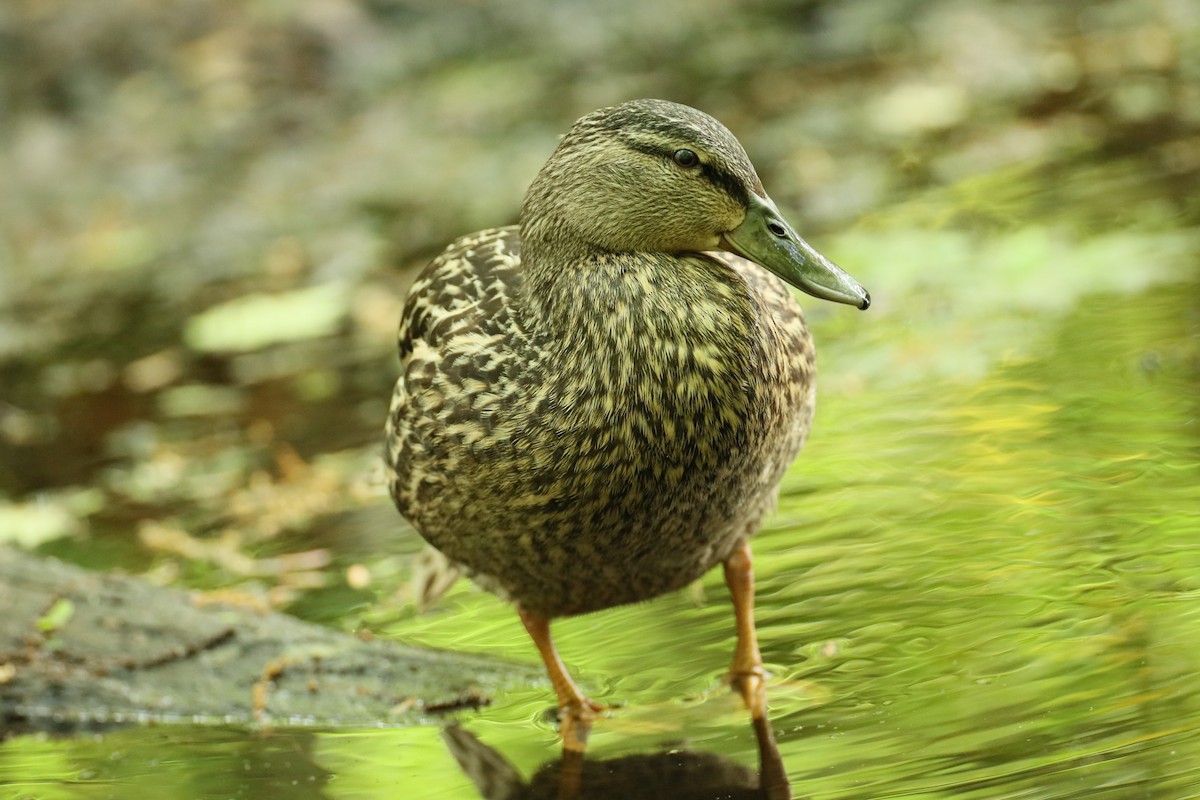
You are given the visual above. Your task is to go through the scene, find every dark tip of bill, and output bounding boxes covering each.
[859,291,871,311]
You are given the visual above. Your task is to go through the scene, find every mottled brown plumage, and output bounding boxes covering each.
[385,99,867,748]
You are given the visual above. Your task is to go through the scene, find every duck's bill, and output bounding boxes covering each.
[719,193,870,310]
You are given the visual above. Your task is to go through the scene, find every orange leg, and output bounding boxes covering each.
[723,540,768,721]
[518,608,602,754]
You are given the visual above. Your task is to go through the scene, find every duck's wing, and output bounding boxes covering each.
[387,226,524,530]
[397,226,523,362]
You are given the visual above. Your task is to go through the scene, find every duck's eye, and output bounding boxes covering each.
[672,148,700,168]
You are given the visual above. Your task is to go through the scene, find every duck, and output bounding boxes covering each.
[385,99,869,752]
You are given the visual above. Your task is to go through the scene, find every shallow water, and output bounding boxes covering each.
[3,150,1198,798]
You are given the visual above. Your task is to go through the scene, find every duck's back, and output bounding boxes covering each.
[386,227,815,617]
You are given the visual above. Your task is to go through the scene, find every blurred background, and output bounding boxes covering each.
[1,0,1198,798]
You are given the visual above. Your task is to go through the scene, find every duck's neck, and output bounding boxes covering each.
[516,154,637,308]
[517,208,615,320]
[516,239,763,466]
[516,187,758,374]
[520,224,759,393]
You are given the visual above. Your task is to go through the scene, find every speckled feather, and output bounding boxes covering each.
[386,101,816,618]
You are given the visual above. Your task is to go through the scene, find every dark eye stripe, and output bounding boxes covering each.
[699,162,749,207]
[622,141,749,207]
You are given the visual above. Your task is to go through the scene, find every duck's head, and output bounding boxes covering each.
[521,99,869,310]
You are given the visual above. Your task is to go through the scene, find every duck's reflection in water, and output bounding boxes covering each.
[443,715,792,800]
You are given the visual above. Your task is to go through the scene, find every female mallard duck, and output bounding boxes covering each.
[386,99,868,750]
